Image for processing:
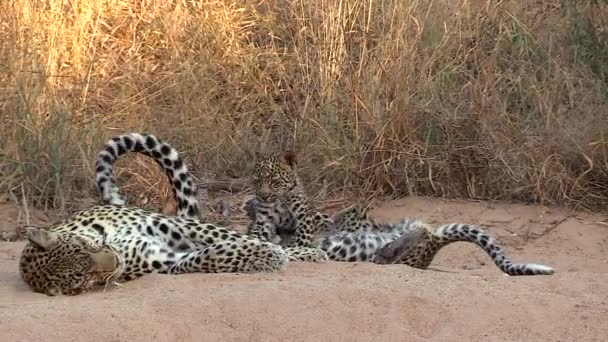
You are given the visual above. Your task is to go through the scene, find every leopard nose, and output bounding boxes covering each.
[257,184,271,200]
[257,191,270,200]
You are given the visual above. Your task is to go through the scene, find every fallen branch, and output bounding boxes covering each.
[199,177,253,193]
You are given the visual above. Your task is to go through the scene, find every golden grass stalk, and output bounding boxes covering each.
[1,0,607,212]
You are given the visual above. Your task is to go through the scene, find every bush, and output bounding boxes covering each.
[1,0,607,210]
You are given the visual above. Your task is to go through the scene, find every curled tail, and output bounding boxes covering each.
[95,133,200,219]
[435,223,555,276]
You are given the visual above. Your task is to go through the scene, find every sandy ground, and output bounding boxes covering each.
[1,196,607,342]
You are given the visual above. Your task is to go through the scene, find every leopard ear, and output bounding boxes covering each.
[26,227,58,250]
[281,151,297,168]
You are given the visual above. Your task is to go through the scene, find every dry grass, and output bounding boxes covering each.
[1,0,607,213]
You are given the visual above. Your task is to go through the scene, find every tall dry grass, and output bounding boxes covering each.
[1,0,607,212]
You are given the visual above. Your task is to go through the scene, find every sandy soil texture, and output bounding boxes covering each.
[1,196,607,342]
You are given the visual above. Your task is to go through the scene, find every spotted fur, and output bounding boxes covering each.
[248,153,332,247]
[20,206,289,296]
[323,206,555,275]
[19,133,294,296]
[247,154,555,276]
[95,133,200,219]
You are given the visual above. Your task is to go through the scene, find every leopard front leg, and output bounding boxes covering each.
[248,216,282,245]
[166,239,289,274]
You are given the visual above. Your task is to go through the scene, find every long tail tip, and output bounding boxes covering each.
[528,264,555,275]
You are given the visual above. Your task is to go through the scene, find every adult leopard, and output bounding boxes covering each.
[19,133,291,296]
[245,151,555,276]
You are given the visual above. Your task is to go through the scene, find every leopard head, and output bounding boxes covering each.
[252,151,301,201]
[19,227,123,296]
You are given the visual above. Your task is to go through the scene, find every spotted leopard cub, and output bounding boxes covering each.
[247,152,331,262]
[247,153,554,276]
[19,134,289,296]
[246,152,384,248]
[322,205,555,276]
